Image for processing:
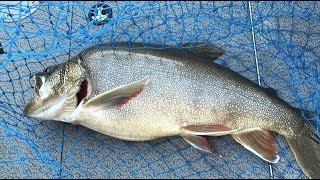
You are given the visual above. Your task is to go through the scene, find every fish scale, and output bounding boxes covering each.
[79,48,295,133]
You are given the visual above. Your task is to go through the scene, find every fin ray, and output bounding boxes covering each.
[181,134,214,154]
[83,77,149,110]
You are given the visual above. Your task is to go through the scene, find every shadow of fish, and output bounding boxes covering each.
[24,42,320,179]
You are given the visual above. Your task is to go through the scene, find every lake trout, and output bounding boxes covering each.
[23,42,320,178]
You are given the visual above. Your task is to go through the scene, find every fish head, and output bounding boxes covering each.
[24,57,87,121]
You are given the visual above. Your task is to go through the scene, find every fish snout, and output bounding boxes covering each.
[23,104,32,118]
[23,110,29,117]
[23,100,37,118]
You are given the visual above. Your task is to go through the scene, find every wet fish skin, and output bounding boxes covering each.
[74,44,299,138]
[24,43,320,178]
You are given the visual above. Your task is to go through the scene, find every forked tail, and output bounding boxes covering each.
[286,122,320,179]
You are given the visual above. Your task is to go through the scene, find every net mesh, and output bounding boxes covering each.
[0,1,319,178]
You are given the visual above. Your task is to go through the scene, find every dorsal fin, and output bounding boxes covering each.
[182,42,225,60]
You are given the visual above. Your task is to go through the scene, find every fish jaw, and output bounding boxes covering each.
[24,94,66,121]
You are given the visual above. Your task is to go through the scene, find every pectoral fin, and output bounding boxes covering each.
[180,124,237,136]
[83,77,150,110]
[232,129,279,163]
[181,134,214,154]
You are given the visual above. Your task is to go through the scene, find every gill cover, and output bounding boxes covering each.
[24,57,86,121]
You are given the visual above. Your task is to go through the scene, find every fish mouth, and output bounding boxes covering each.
[23,104,32,117]
[76,79,89,106]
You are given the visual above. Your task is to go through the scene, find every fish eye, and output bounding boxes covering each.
[45,68,49,73]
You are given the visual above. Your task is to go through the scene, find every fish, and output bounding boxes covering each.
[23,42,320,178]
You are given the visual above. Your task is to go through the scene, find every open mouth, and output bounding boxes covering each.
[76,79,89,106]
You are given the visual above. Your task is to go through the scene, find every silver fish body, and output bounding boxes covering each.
[24,43,320,178]
[74,45,298,139]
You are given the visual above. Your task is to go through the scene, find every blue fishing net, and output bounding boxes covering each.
[0,1,319,178]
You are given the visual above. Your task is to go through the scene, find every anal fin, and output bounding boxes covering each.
[232,129,279,163]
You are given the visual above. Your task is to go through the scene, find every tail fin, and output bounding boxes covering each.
[286,122,320,179]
